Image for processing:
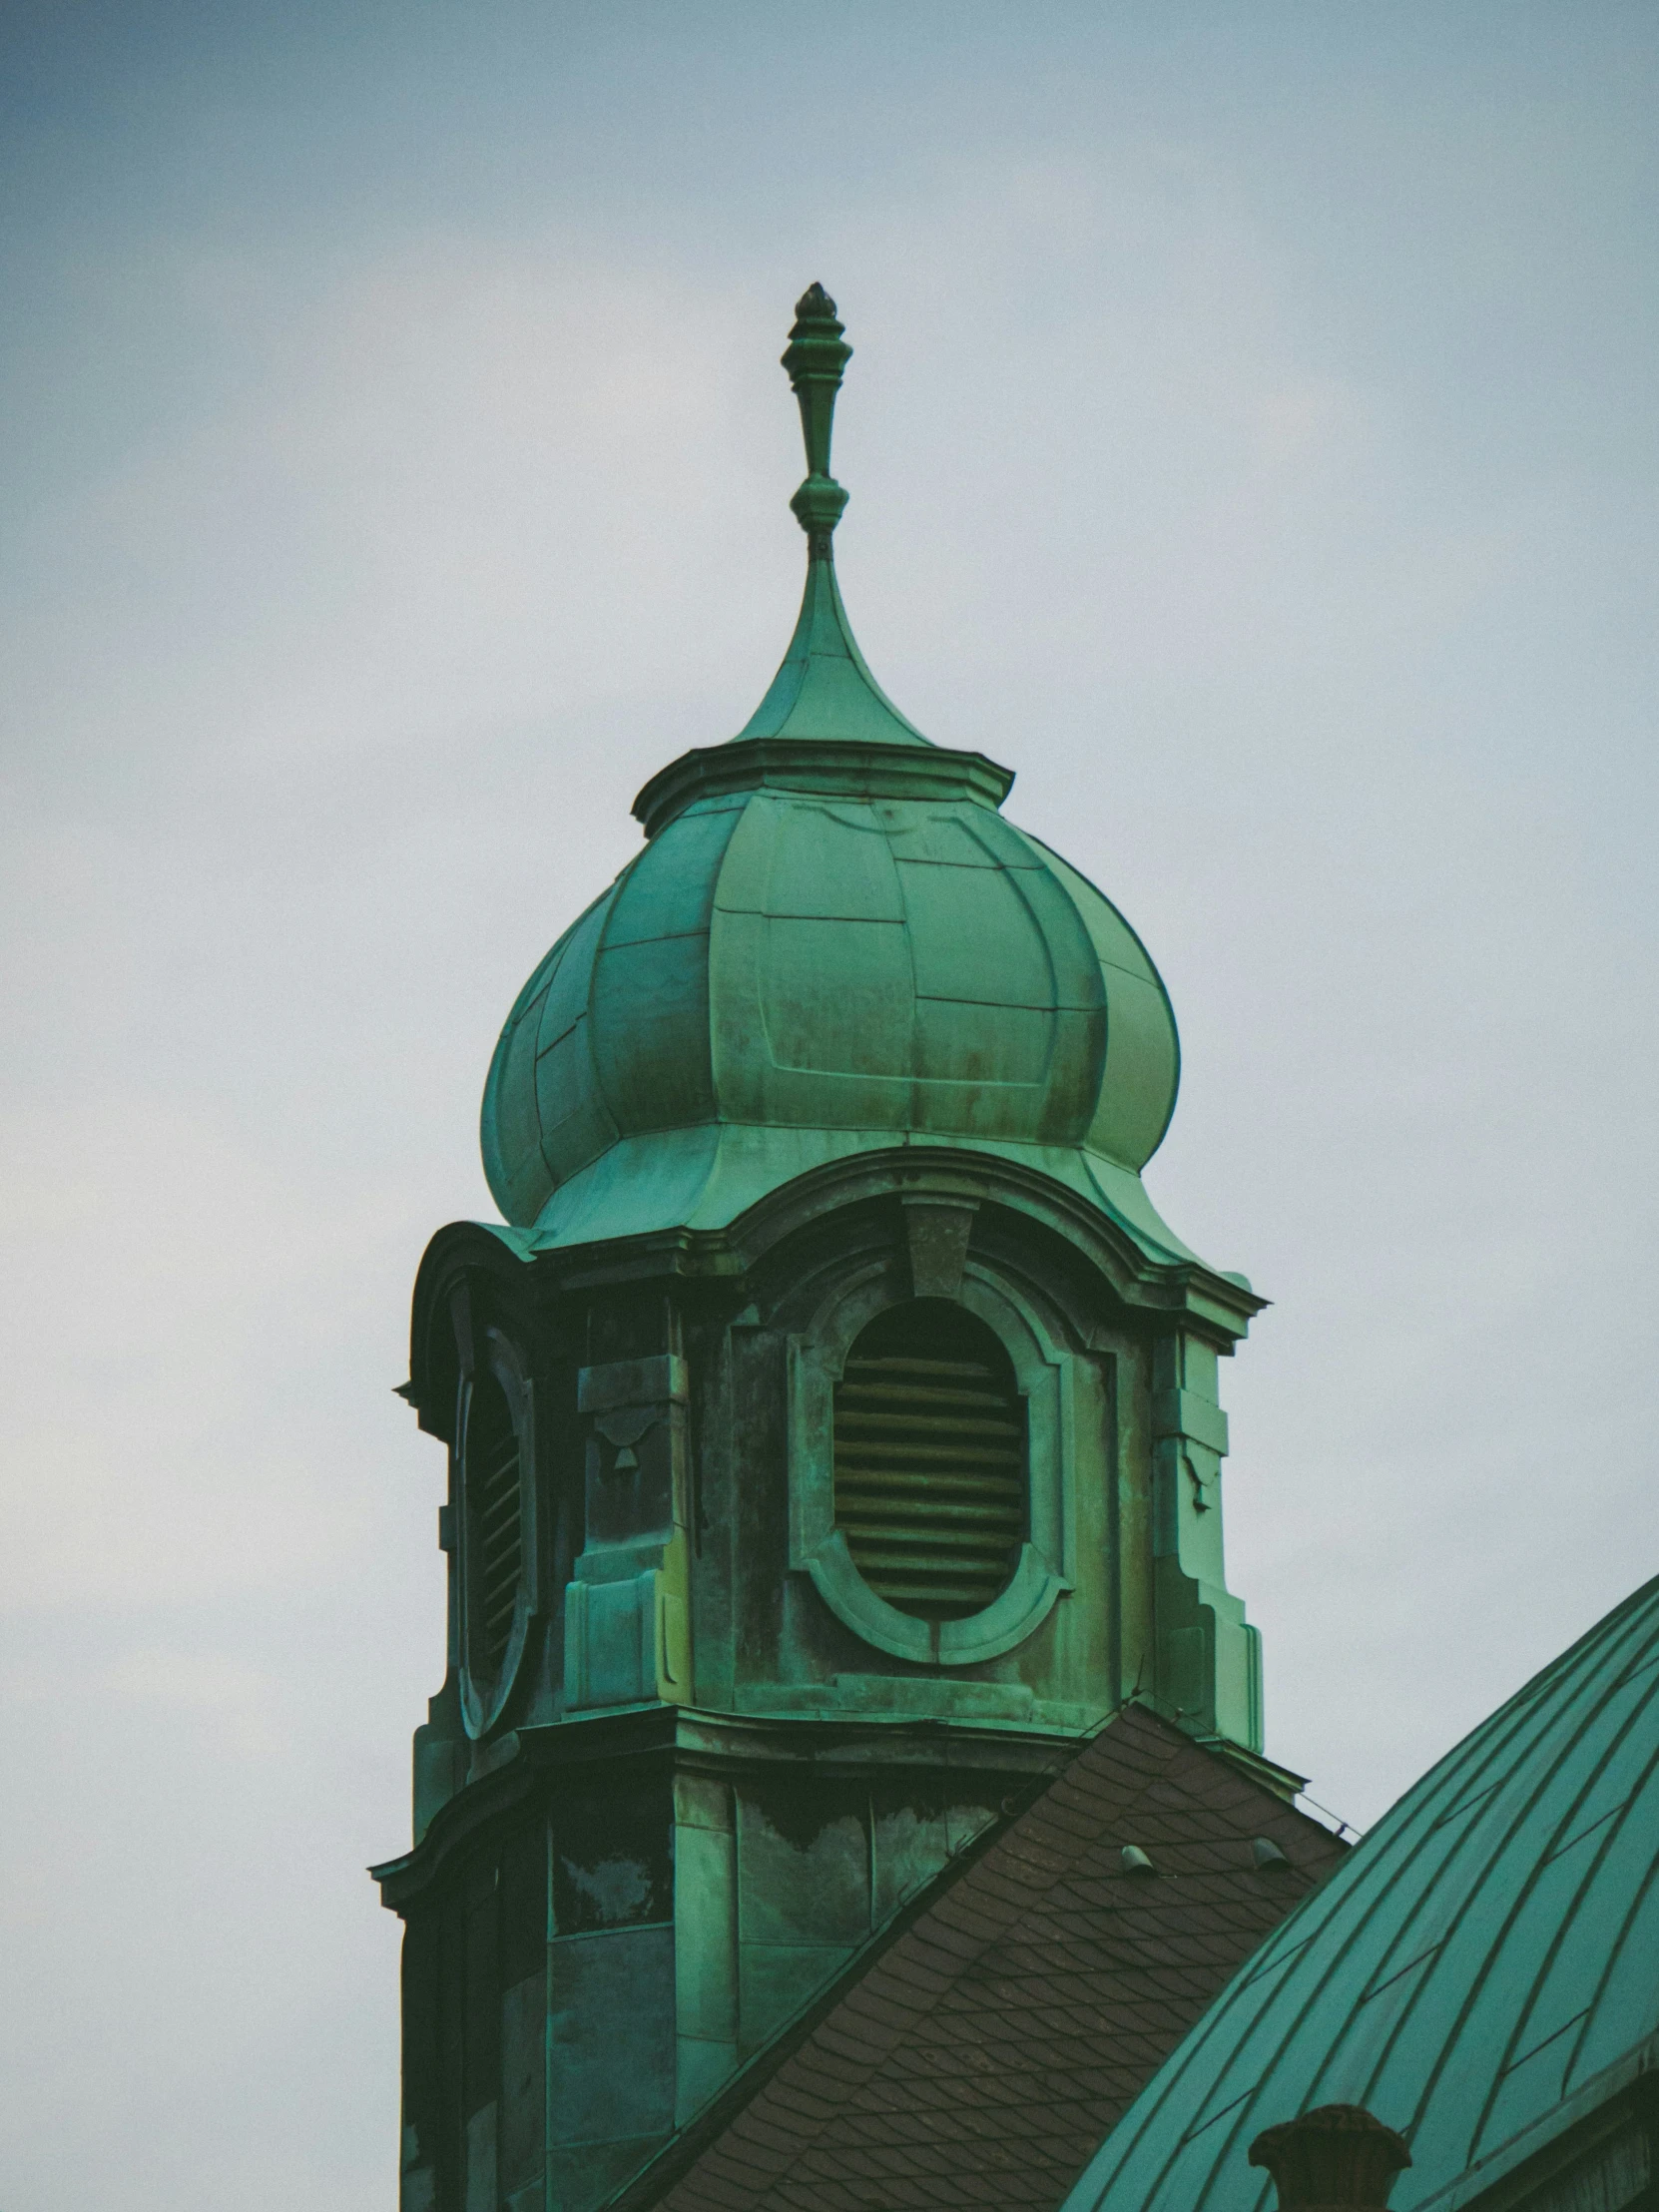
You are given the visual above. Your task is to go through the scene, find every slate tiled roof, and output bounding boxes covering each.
[616,1704,1348,2212]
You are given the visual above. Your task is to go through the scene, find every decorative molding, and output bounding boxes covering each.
[578,1354,689,1411]
[902,1196,978,1300]
[789,1248,1073,1668]
[631,736,1012,839]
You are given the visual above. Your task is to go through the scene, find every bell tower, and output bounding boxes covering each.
[374,285,1271,2212]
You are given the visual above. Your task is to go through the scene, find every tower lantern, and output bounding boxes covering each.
[374,285,1267,2212]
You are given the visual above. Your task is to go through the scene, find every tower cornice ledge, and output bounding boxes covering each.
[401,1147,1267,1431]
[371,1702,1078,1912]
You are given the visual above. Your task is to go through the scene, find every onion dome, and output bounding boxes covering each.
[482,285,1189,1259]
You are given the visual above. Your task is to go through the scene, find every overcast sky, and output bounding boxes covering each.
[2,6,1655,2208]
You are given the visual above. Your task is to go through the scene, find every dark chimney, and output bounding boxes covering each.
[1249,2104,1412,2210]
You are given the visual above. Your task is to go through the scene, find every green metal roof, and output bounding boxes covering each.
[733,531,930,749]
[1058,1573,1659,2212]
[480,787,1184,1245]
[478,285,1217,1269]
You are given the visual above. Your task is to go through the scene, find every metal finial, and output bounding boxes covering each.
[782,282,852,556]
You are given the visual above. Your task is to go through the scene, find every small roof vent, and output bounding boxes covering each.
[1121,1845,1158,1877]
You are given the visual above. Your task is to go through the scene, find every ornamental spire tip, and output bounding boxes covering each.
[782,281,851,556]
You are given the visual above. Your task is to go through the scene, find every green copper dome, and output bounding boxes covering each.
[481,287,1190,1260]
[1057,1570,1659,2212]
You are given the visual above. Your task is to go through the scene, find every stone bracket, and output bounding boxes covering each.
[568,1354,693,1712]
[578,1354,688,1412]
[1152,1386,1230,1457]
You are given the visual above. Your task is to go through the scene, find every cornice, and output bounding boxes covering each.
[370,1701,1077,1913]
[402,1145,1268,1416]
[631,734,1013,839]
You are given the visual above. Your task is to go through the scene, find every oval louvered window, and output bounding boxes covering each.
[464,1366,523,1681]
[833,1300,1027,1620]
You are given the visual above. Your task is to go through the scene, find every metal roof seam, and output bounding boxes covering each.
[1460,1717,1659,2155]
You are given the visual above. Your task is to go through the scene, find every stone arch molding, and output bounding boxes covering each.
[789,1253,1076,1666]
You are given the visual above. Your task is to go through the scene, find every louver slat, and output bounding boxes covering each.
[833,1310,1026,1622]
[472,1418,522,1677]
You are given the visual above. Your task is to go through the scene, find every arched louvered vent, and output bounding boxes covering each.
[833,1300,1026,1620]
[465,1366,523,1680]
